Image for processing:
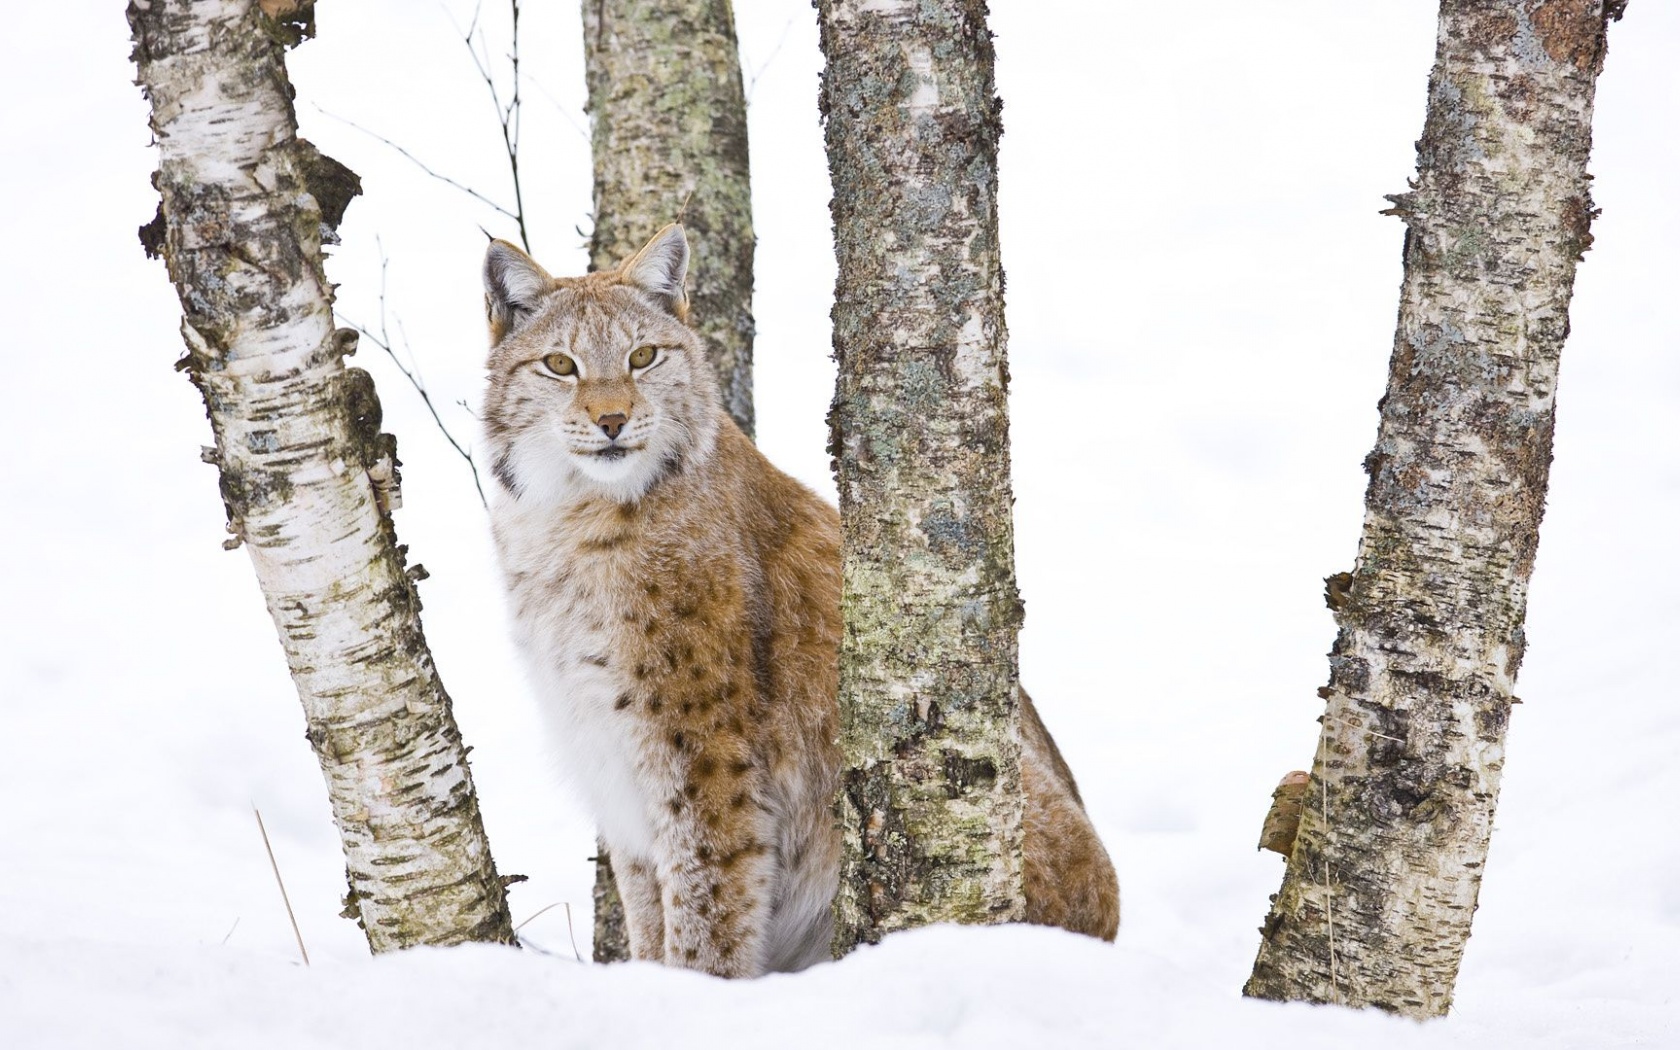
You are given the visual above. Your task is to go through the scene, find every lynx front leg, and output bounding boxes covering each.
[615,857,666,962]
[658,838,777,978]
[654,755,779,978]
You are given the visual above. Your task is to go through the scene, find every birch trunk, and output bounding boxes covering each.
[583,0,756,436]
[129,0,516,952]
[1245,0,1622,1017]
[817,0,1025,951]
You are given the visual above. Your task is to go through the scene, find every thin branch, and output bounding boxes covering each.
[254,807,310,967]
[317,3,526,508]
[524,71,592,144]
[339,246,488,508]
[344,315,486,508]
[312,103,520,223]
[745,16,798,105]
[445,0,530,251]
[506,0,527,251]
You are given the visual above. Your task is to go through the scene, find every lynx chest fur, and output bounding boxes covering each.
[482,225,1118,979]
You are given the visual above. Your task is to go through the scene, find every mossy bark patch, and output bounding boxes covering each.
[818,0,1026,952]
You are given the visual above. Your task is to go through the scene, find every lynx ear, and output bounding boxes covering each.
[619,223,690,321]
[484,239,553,343]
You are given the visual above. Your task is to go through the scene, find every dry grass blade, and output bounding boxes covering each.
[254,806,310,967]
[513,900,563,933]
[513,900,584,963]
[565,902,582,964]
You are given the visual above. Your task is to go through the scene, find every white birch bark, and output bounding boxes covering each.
[817,0,1025,950]
[129,0,516,952]
[1245,0,1623,1017]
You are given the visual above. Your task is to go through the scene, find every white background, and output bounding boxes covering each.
[1,2,1674,1046]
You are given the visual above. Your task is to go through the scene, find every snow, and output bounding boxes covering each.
[2,1,1676,1047]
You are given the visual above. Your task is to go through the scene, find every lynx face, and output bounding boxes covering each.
[481,229,721,505]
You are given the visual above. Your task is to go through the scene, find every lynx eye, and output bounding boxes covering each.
[628,345,658,370]
[541,352,577,377]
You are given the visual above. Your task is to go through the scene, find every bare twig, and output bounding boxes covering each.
[318,3,532,507]
[525,71,594,144]
[504,0,528,252]
[745,16,798,104]
[449,0,531,251]
[254,807,310,967]
[338,248,487,508]
[312,103,521,225]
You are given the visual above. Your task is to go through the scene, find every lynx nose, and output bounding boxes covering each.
[597,413,629,440]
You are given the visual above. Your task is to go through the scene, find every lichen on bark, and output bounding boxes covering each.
[817,0,1026,951]
[129,0,515,953]
[1244,0,1621,1018]
[583,0,756,436]
[590,840,629,963]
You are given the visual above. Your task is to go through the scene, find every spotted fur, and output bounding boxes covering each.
[483,225,1117,977]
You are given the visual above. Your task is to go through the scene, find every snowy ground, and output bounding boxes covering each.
[2,2,1676,1047]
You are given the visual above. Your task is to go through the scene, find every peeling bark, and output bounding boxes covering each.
[583,0,756,436]
[129,0,515,952]
[817,0,1025,951]
[1244,0,1621,1017]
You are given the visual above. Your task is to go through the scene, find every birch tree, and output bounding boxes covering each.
[581,0,757,962]
[817,0,1026,950]
[1245,0,1624,1017]
[584,0,756,435]
[129,0,516,952]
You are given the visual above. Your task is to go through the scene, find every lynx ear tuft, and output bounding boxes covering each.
[484,239,553,343]
[619,224,690,320]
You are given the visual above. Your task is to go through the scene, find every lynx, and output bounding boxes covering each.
[482,225,1119,977]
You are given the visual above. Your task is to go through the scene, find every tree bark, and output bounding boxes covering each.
[817,0,1025,952]
[589,842,629,963]
[129,0,516,953]
[583,0,756,436]
[1244,0,1622,1017]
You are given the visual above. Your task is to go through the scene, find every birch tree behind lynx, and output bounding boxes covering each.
[1245,0,1623,1017]
[128,0,515,951]
[817,0,1027,948]
[581,0,756,962]
[584,0,756,436]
